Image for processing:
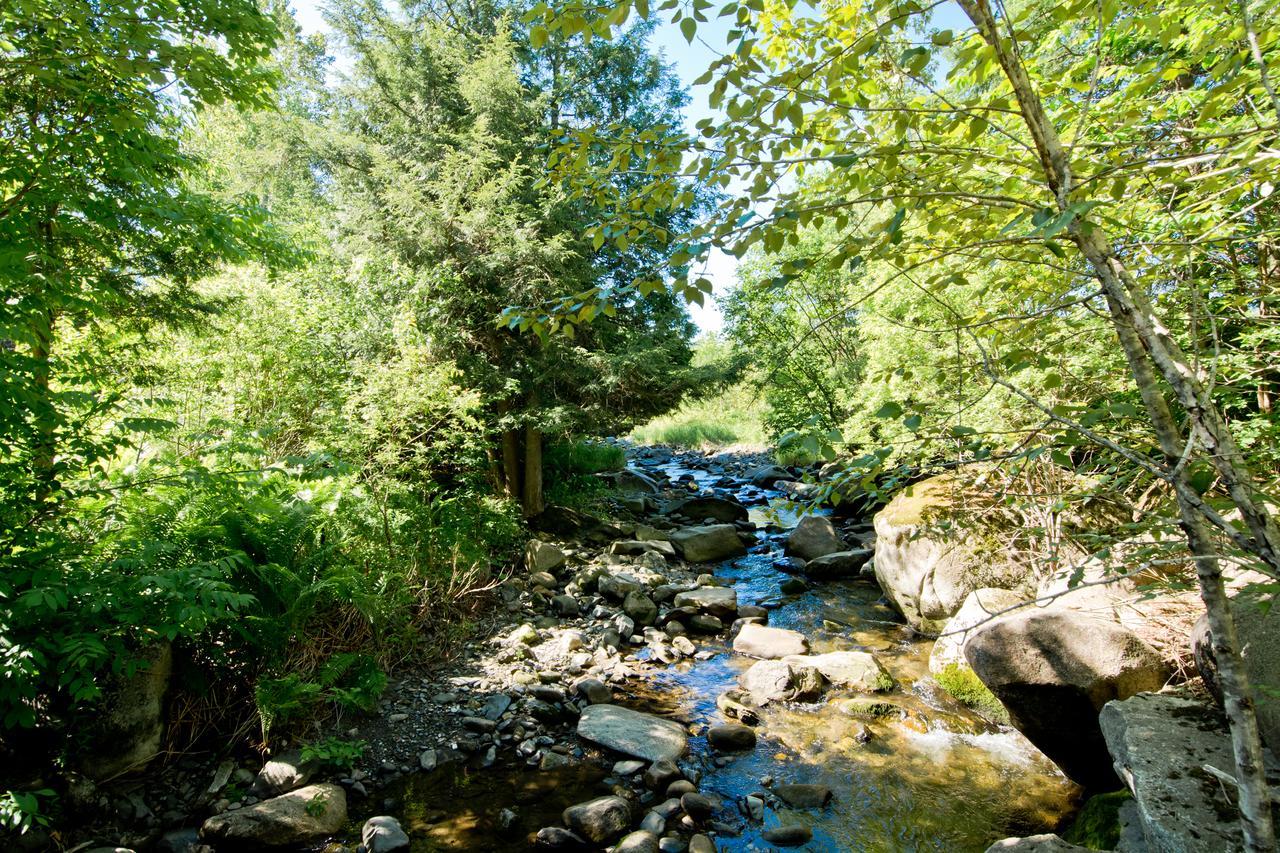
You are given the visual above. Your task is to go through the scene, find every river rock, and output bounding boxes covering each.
[762,825,813,846]
[707,723,757,751]
[611,540,676,559]
[680,792,715,821]
[745,464,790,486]
[872,473,1031,632]
[1100,690,1280,852]
[774,783,833,809]
[802,549,872,580]
[623,591,659,626]
[200,783,346,847]
[716,689,761,725]
[536,826,588,849]
[526,539,568,574]
[689,833,716,853]
[563,796,631,845]
[251,749,317,797]
[362,815,410,852]
[615,830,660,853]
[965,610,1169,788]
[985,836,1093,852]
[738,659,824,704]
[643,758,682,790]
[672,587,739,619]
[785,516,845,561]
[574,678,613,705]
[576,705,688,762]
[671,525,748,563]
[599,571,643,601]
[668,495,749,524]
[616,468,661,494]
[781,651,892,692]
[732,623,809,659]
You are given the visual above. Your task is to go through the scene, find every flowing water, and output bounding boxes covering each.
[368,453,1081,851]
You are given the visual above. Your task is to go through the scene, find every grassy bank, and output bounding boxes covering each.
[629,383,769,449]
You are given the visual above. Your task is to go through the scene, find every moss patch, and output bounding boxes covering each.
[1061,789,1132,850]
[935,663,1009,724]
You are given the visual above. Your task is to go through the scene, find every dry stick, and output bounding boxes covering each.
[954,0,1276,846]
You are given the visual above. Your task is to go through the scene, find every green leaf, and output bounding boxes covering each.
[874,401,903,419]
[680,17,697,43]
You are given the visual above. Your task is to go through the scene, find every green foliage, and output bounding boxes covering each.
[546,440,626,476]
[300,737,367,772]
[0,789,54,835]
[255,653,385,742]
[544,439,626,507]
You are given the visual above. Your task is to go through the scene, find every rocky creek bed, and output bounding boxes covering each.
[62,443,1277,853]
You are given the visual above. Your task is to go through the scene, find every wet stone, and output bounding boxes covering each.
[707,723,757,752]
[762,825,813,846]
[774,783,833,809]
[680,792,715,821]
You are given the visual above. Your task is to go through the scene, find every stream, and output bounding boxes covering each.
[349,446,1080,852]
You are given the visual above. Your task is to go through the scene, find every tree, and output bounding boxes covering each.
[323,0,707,515]
[523,0,1280,845]
[0,0,282,541]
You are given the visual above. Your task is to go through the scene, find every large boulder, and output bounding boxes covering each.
[77,642,171,779]
[1193,586,1280,756]
[965,611,1170,788]
[785,516,845,561]
[576,705,688,762]
[670,525,747,563]
[1100,691,1279,852]
[201,783,347,848]
[930,588,1030,721]
[872,474,1032,632]
[667,495,749,524]
[732,623,809,659]
[781,651,893,692]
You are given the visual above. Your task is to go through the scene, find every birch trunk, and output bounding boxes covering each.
[956,0,1277,846]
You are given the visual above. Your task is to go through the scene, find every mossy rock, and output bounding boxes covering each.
[934,663,1009,725]
[1061,789,1131,850]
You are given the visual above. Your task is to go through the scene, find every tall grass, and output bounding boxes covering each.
[629,383,769,449]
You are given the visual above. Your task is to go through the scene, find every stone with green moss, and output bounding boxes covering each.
[1061,790,1131,850]
[934,663,1009,724]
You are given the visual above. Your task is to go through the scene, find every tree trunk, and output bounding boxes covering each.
[501,429,522,503]
[956,0,1277,847]
[522,425,544,517]
[31,213,58,506]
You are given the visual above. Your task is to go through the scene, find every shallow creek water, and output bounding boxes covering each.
[373,457,1080,851]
